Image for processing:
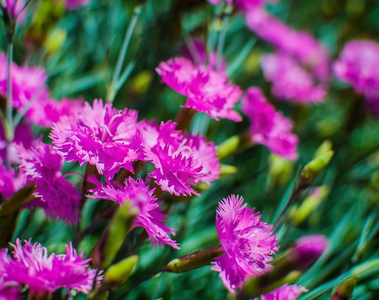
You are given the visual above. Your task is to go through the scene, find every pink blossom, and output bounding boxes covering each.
[138,120,220,196]
[212,195,278,293]
[333,40,379,93]
[26,97,84,127]
[4,0,26,22]
[245,9,329,80]
[0,53,49,110]
[0,277,21,300]
[0,160,26,199]
[17,141,81,224]
[0,239,101,297]
[51,99,141,179]
[257,283,308,300]
[0,121,35,164]
[241,88,298,160]
[89,177,179,249]
[156,57,242,121]
[261,53,326,103]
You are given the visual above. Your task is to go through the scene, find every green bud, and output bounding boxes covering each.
[331,277,357,300]
[300,151,333,184]
[269,154,294,185]
[104,255,139,289]
[165,245,223,273]
[217,132,252,161]
[313,140,332,158]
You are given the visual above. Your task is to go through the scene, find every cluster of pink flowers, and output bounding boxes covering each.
[0,239,101,298]
[242,87,298,160]
[212,195,279,292]
[156,57,242,121]
[333,40,379,115]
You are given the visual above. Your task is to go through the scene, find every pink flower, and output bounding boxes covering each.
[26,97,84,127]
[0,160,26,199]
[138,120,220,196]
[156,57,242,121]
[89,177,179,249]
[0,239,101,297]
[261,53,326,103]
[63,0,90,10]
[257,283,308,300]
[212,195,278,293]
[245,9,329,80]
[51,99,141,179]
[241,88,298,160]
[0,53,49,110]
[17,141,81,224]
[333,40,379,93]
[4,0,26,22]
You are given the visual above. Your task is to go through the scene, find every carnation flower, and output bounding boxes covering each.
[89,177,179,249]
[138,120,220,196]
[0,160,26,198]
[333,40,379,93]
[212,195,278,293]
[4,0,26,21]
[256,283,307,300]
[156,57,242,121]
[0,53,49,110]
[0,239,101,297]
[241,87,298,160]
[245,9,329,80]
[26,97,83,127]
[261,52,326,103]
[51,99,141,179]
[17,141,80,224]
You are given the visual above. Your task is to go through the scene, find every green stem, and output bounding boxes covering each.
[5,28,14,164]
[215,4,232,70]
[109,4,142,102]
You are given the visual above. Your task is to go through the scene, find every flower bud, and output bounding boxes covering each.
[300,151,333,187]
[104,255,139,288]
[331,277,357,300]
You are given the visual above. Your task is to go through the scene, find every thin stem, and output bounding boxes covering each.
[215,4,232,70]
[109,4,142,102]
[5,26,14,165]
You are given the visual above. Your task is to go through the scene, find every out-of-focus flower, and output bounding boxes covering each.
[4,0,26,22]
[207,0,272,11]
[0,122,35,164]
[17,140,80,224]
[51,99,141,180]
[0,239,101,297]
[62,0,90,10]
[241,87,298,160]
[156,57,242,121]
[333,40,379,92]
[261,52,326,103]
[0,160,26,198]
[0,277,22,300]
[26,97,83,127]
[212,195,278,293]
[245,9,329,80]
[256,283,307,300]
[0,53,49,110]
[138,120,220,196]
[89,177,180,249]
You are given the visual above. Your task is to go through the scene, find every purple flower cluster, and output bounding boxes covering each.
[0,239,101,297]
[242,87,298,160]
[156,57,242,121]
[212,195,278,292]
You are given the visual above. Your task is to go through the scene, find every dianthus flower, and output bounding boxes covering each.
[333,40,379,93]
[0,239,101,297]
[138,120,220,196]
[51,99,141,179]
[4,0,26,22]
[0,121,34,164]
[212,195,278,293]
[89,177,179,249]
[0,277,22,300]
[0,53,49,110]
[256,283,308,300]
[241,88,298,160]
[245,9,329,80]
[0,160,26,199]
[26,97,83,127]
[156,57,242,121]
[261,53,326,103]
[17,141,80,224]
